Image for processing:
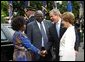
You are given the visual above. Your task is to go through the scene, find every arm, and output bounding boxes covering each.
[14,35,25,50]
[74,28,80,51]
[64,30,76,51]
[16,34,40,54]
[47,27,54,50]
[17,35,47,57]
[26,23,33,42]
[14,44,25,50]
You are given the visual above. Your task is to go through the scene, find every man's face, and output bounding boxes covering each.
[35,13,44,23]
[49,13,59,23]
[26,10,32,17]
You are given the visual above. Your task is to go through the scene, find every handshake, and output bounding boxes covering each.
[39,50,47,57]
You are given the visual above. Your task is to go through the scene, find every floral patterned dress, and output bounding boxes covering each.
[12,31,39,61]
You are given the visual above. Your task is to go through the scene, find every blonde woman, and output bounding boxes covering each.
[59,12,76,61]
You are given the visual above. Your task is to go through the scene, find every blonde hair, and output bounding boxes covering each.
[49,9,61,17]
[62,12,75,25]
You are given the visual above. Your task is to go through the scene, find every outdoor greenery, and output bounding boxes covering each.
[1,1,9,23]
[1,1,80,23]
[13,1,25,16]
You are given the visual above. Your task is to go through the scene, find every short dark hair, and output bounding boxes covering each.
[11,16,25,31]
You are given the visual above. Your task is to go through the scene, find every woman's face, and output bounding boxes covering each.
[20,25,26,31]
[61,20,68,28]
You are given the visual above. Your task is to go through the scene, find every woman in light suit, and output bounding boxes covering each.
[59,12,76,61]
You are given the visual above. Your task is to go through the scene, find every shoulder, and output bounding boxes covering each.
[49,23,55,31]
[44,20,53,26]
[30,16,35,19]
[12,31,21,41]
[27,21,36,26]
[44,20,52,23]
[14,31,22,37]
[27,21,37,30]
[66,26,75,36]
[28,16,35,21]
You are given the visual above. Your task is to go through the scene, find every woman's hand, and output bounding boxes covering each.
[75,51,78,57]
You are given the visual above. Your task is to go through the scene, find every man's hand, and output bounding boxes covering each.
[40,50,47,57]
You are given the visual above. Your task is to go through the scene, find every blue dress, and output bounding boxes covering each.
[12,31,40,61]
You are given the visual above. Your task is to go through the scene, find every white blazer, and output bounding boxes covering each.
[59,26,76,61]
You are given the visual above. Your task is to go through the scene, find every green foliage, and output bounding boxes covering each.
[13,1,25,16]
[30,1,43,10]
[72,1,80,18]
[1,14,5,23]
[1,1,9,16]
[58,1,67,14]
[12,1,80,19]
[1,1,80,23]
[57,1,80,18]
[1,1,9,23]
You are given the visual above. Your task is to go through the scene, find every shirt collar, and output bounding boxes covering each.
[36,20,44,24]
[57,18,61,24]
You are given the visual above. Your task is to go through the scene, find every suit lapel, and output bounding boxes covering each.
[54,23,59,39]
[34,21,42,36]
[54,23,66,40]
[60,23,67,39]
[43,21,48,35]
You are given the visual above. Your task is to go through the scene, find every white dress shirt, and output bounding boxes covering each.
[56,19,61,37]
[36,20,47,47]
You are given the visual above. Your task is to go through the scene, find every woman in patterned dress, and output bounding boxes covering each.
[11,16,45,61]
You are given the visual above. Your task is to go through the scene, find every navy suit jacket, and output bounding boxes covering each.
[48,23,66,55]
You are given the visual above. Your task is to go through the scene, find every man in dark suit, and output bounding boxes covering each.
[48,9,66,61]
[48,9,80,61]
[25,6,36,34]
[26,10,52,61]
[25,6,36,23]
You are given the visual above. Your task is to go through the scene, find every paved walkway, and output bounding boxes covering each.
[76,42,84,61]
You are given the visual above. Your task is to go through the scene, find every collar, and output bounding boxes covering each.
[57,18,61,24]
[36,20,44,24]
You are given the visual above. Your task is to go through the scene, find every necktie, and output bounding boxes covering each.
[56,23,60,37]
[40,23,48,47]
